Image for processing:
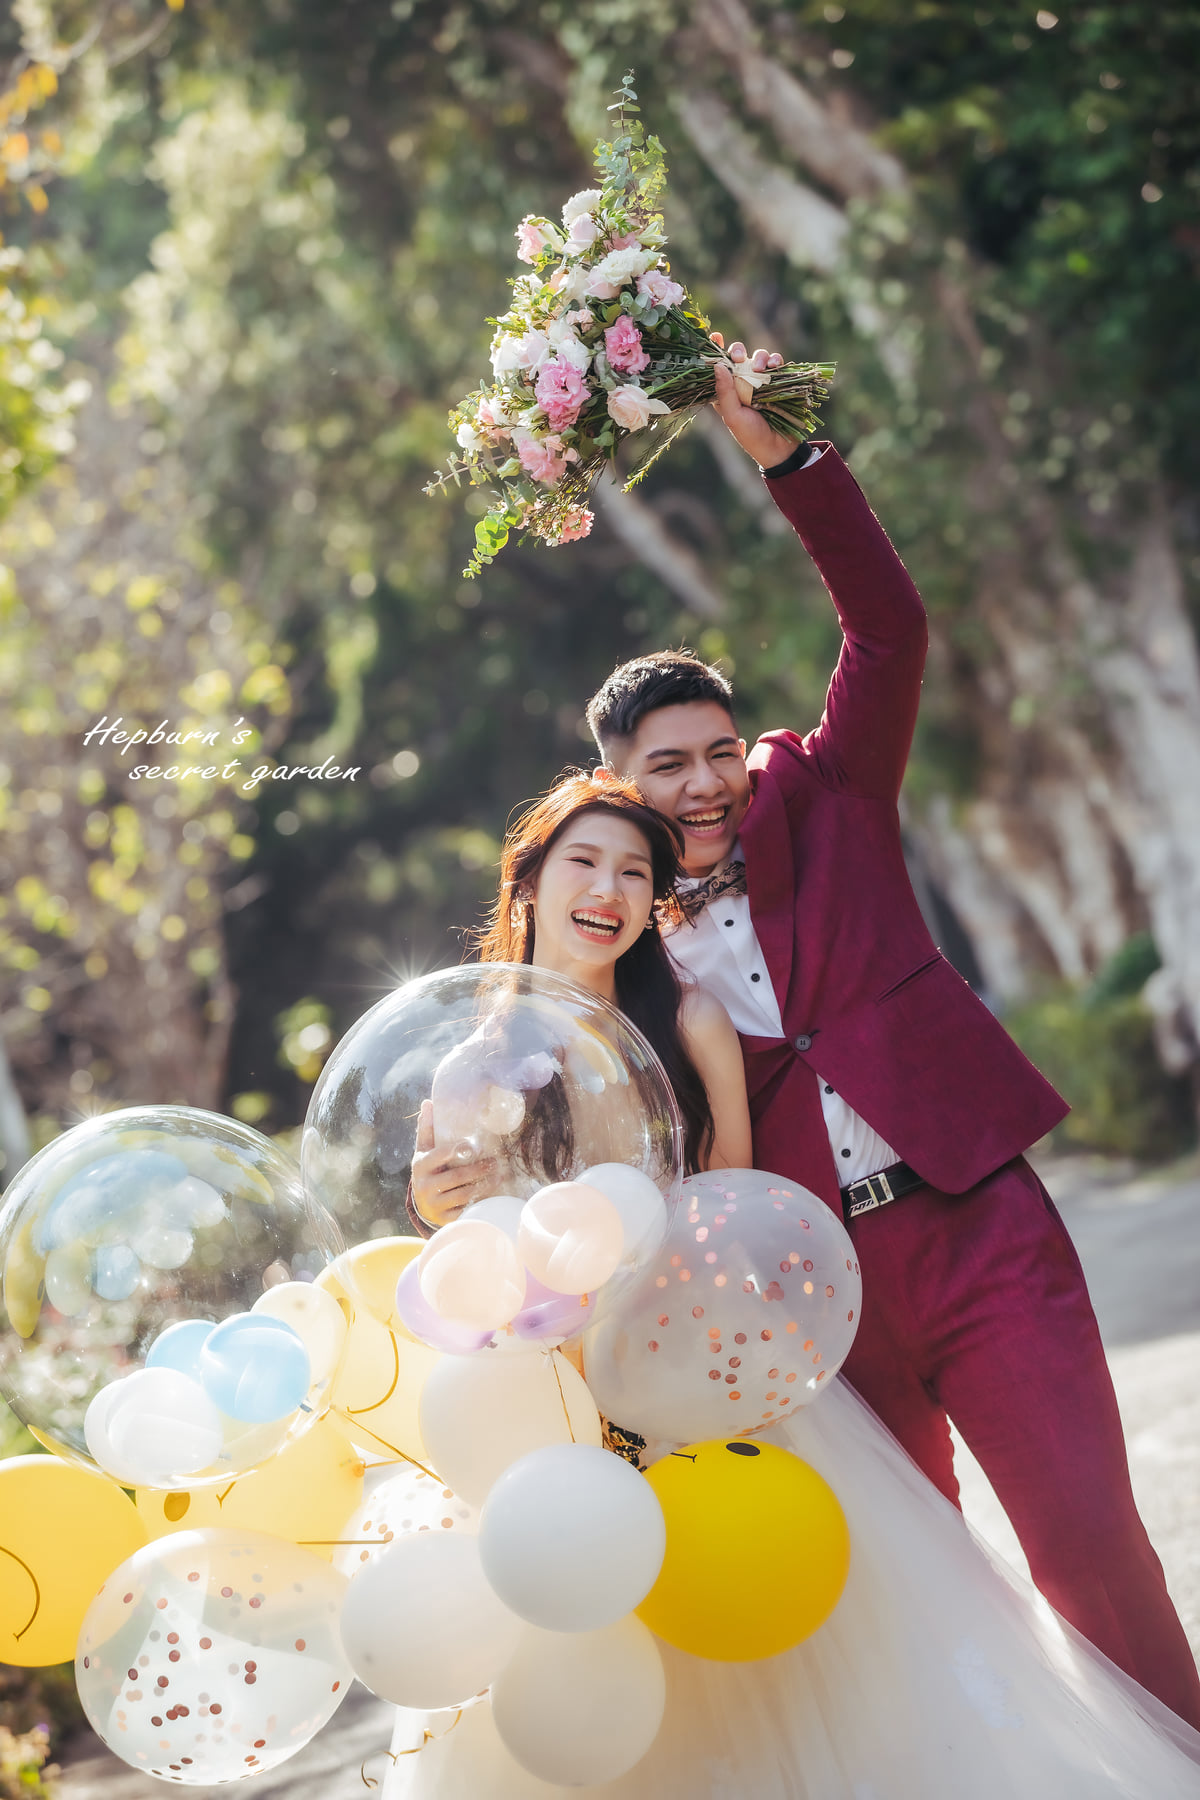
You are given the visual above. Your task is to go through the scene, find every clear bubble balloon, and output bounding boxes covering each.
[583,1169,862,1447]
[333,1463,478,1581]
[301,964,682,1260]
[76,1527,352,1785]
[0,1107,344,1486]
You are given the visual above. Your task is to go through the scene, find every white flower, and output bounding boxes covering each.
[490,327,552,376]
[562,187,603,227]
[456,421,484,452]
[586,246,657,297]
[545,316,592,372]
[607,385,671,431]
[550,262,594,305]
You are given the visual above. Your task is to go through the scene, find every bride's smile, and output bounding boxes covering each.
[527,813,655,995]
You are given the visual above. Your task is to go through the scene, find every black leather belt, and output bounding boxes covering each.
[840,1159,924,1220]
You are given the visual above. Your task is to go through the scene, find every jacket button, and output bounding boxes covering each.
[794,1033,813,1052]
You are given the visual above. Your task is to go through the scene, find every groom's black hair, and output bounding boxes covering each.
[586,649,737,759]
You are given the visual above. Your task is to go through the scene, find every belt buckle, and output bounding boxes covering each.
[846,1168,894,1219]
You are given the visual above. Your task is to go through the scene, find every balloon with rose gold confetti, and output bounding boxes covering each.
[582,1169,861,1446]
[75,1527,352,1785]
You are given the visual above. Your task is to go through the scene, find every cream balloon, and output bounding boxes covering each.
[417,1218,526,1331]
[333,1236,421,1330]
[418,1351,601,1507]
[251,1280,348,1388]
[491,1616,666,1786]
[517,1182,624,1295]
[579,1161,668,1262]
[316,1259,438,1468]
[339,1531,522,1710]
[136,1415,364,1562]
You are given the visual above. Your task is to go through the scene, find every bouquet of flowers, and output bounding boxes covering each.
[425,74,834,577]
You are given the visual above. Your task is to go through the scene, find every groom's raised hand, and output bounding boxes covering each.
[710,333,794,470]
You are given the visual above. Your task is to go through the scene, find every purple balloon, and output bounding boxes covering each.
[511,1274,593,1343]
[394,1258,495,1355]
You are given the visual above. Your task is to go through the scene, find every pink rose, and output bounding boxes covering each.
[516,217,546,263]
[637,268,686,309]
[607,385,670,432]
[548,507,595,546]
[607,230,642,251]
[604,314,650,375]
[515,432,572,486]
[566,214,600,255]
[535,357,589,430]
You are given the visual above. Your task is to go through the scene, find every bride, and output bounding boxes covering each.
[394,770,1200,1799]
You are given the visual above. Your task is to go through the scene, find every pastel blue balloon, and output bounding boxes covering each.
[36,1150,189,1253]
[92,1244,142,1301]
[199,1312,311,1423]
[146,1318,216,1380]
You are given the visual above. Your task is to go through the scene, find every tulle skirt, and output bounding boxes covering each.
[382,1379,1200,1798]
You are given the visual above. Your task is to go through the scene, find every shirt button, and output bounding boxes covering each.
[841,1148,851,1159]
[724,918,734,927]
[794,1033,813,1052]
[750,972,761,983]
[825,1084,835,1094]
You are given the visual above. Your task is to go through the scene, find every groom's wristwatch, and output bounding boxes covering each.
[763,441,819,479]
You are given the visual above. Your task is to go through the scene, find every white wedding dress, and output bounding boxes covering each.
[381,1377,1200,1799]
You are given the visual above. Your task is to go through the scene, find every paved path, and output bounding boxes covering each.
[57,1152,1200,1797]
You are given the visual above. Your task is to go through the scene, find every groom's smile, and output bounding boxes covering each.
[611,700,751,878]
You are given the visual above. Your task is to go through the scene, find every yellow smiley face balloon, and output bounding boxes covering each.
[0,1455,148,1666]
[636,1438,849,1661]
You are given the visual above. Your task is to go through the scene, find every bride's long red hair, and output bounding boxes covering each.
[476,771,715,1172]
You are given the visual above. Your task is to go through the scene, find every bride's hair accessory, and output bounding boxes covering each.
[425,73,833,576]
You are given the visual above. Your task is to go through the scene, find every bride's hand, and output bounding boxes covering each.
[710,332,792,468]
[410,1100,497,1229]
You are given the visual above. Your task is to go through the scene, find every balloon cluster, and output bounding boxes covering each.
[0,967,860,1792]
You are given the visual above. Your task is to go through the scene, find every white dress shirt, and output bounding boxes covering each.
[670,845,900,1184]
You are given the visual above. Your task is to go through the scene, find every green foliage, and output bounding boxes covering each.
[1006,986,1192,1161]
[0,1724,58,1800]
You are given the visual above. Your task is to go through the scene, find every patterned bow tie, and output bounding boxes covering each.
[678,859,748,921]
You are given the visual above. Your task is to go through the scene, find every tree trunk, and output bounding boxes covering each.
[662,0,1200,1076]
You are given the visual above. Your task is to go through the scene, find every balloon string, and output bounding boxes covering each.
[549,1352,577,1444]
[360,1709,465,1783]
[344,1334,402,1417]
[0,1542,40,1642]
[332,1408,440,1481]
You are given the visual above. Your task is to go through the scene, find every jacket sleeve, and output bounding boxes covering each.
[761,443,928,803]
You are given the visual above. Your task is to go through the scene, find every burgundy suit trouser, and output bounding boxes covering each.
[840,1154,1200,1730]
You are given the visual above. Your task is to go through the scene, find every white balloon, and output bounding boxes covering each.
[85,1367,223,1487]
[339,1531,522,1709]
[491,1617,666,1786]
[462,1195,527,1241]
[419,1352,601,1507]
[252,1280,348,1388]
[479,1443,665,1632]
[418,1219,526,1331]
[580,1162,668,1261]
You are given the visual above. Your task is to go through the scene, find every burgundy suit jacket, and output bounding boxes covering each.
[738,445,1067,1210]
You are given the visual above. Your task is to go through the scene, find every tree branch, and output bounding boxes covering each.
[695,0,907,202]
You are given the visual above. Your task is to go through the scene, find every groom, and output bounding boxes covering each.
[585,344,1200,1727]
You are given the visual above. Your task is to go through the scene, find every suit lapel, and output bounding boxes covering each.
[740,769,795,1013]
